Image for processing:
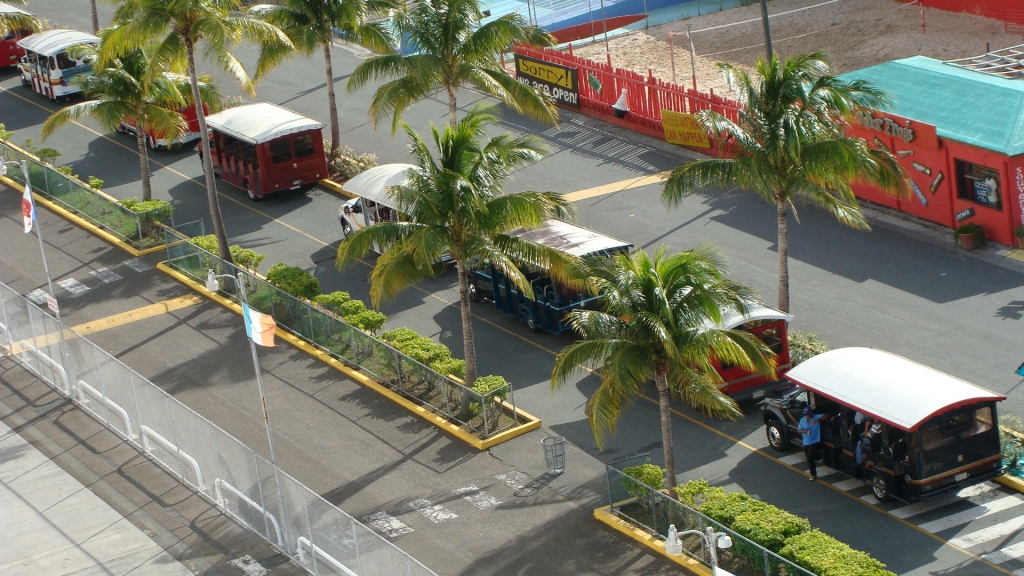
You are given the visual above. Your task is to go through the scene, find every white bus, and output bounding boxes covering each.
[18,29,98,101]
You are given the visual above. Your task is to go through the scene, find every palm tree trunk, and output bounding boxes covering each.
[187,40,233,264]
[456,259,478,418]
[89,0,99,34]
[323,41,340,158]
[776,198,789,313]
[655,367,677,494]
[447,85,458,128]
[135,120,152,201]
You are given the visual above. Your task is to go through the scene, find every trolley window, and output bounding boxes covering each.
[269,139,292,163]
[293,134,315,158]
[56,52,77,70]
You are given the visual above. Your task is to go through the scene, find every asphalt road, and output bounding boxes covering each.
[3,1,1024,575]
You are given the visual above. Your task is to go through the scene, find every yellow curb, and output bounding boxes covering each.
[0,173,164,258]
[156,262,542,450]
[995,474,1024,494]
[1005,249,1024,264]
[319,178,355,198]
[593,506,710,576]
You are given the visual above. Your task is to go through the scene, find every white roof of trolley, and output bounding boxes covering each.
[0,2,32,16]
[508,220,633,257]
[204,103,323,145]
[18,29,98,57]
[785,347,1004,431]
[342,163,416,204]
[706,302,791,330]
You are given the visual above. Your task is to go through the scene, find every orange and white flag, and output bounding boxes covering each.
[242,302,276,347]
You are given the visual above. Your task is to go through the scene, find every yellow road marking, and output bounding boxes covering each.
[565,171,670,202]
[10,295,203,349]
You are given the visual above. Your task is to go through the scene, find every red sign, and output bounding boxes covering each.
[854,109,939,151]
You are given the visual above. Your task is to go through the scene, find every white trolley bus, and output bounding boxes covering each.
[18,29,98,101]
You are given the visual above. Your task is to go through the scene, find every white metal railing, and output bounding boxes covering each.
[76,380,135,439]
[0,279,436,576]
[297,537,358,576]
[215,478,285,548]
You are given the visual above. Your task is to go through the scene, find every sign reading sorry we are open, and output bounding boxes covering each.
[514,54,579,108]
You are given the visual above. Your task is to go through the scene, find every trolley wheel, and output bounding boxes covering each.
[21,76,30,87]
[245,180,261,202]
[468,281,482,303]
[867,470,892,502]
[522,308,543,333]
[766,419,789,452]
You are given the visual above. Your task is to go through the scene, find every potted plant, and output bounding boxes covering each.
[954,222,984,251]
[1015,225,1024,250]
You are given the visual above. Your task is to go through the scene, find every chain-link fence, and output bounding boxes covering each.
[164,228,521,438]
[605,458,814,576]
[0,141,168,249]
[0,279,437,576]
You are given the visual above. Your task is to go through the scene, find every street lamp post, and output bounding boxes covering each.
[205,269,288,531]
[2,160,69,364]
[664,524,733,573]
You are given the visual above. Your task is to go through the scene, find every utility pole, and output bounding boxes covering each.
[759,0,773,61]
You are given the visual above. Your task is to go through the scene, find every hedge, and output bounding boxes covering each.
[674,480,893,575]
[190,235,265,272]
[780,531,895,576]
[266,263,321,299]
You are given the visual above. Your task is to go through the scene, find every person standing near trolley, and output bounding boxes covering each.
[797,406,828,481]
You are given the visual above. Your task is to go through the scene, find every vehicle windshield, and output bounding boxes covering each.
[911,404,1000,479]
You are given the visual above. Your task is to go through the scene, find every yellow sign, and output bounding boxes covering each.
[661,110,711,148]
[516,56,575,90]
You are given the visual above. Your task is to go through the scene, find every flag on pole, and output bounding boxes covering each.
[21,180,35,234]
[242,302,276,347]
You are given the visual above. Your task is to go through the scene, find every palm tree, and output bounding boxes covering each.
[41,47,221,201]
[551,246,775,493]
[661,51,907,313]
[347,0,557,130]
[335,105,575,393]
[90,0,100,33]
[248,0,397,158]
[0,0,39,36]
[101,0,292,263]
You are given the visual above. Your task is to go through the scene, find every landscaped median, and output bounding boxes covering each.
[159,227,540,450]
[0,140,170,257]
[597,458,895,576]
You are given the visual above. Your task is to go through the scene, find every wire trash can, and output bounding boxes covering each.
[542,435,566,475]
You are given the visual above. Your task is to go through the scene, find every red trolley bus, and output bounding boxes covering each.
[17,29,98,101]
[710,303,792,402]
[201,102,328,201]
[118,102,209,150]
[0,2,32,67]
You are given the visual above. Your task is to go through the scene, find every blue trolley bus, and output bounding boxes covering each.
[468,219,633,334]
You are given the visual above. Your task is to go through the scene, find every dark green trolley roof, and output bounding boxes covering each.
[840,56,1024,156]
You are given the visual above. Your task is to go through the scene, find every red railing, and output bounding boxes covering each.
[514,45,742,151]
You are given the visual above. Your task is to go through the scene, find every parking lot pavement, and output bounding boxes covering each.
[0,358,301,576]
[0,186,678,575]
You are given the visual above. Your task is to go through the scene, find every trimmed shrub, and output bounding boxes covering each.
[472,374,508,400]
[344,309,387,334]
[325,142,378,180]
[731,507,811,553]
[380,327,422,347]
[266,263,320,300]
[780,531,895,576]
[788,330,829,366]
[674,478,726,508]
[189,234,265,272]
[87,176,104,190]
[313,291,351,313]
[622,463,665,497]
[432,357,466,380]
[338,299,366,316]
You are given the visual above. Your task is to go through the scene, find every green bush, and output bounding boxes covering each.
[87,176,104,190]
[780,531,895,576]
[432,357,466,379]
[325,142,378,180]
[189,235,265,272]
[472,374,508,400]
[380,327,421,347]
[121,197,173,221]
[0,123,12,141]
[266,263,321,300]
[338,299,366,316]
[788,330,829,366]
[622,464,665,497]
[700,492,811,552]
[343,309,387,335]
[313,291,351,313]
[674,478,726,509]
[1001,415,1024,471]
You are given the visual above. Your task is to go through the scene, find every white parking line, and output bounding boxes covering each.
[24,288,48,305]
[57,278,89,294]
[890,482,998,519]
[495,471,531,490]
[919,495,1024,534]
[409,499,457,523]
[123,258,153,272]
[454,485,501,510]
[983,540,1024,564]
[364,511,414,538]
[90,267,123,283]
[832,478,864,491]
[949,515,1024,549]
[779,453,805,466]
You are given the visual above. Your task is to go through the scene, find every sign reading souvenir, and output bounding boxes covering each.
[912,161,932,176]
[930,172,944,194]
[910,180,928,207]
[956,207,976,222]
[661,110,711,148]
[855,109,939,150]
[514,54,579,108]
[896,149,914,158]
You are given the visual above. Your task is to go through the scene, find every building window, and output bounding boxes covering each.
[955,159,1002,210]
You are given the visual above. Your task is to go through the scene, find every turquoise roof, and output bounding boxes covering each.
[840,56,1024,156]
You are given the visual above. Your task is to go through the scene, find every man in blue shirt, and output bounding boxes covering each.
[797,406,828,481]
